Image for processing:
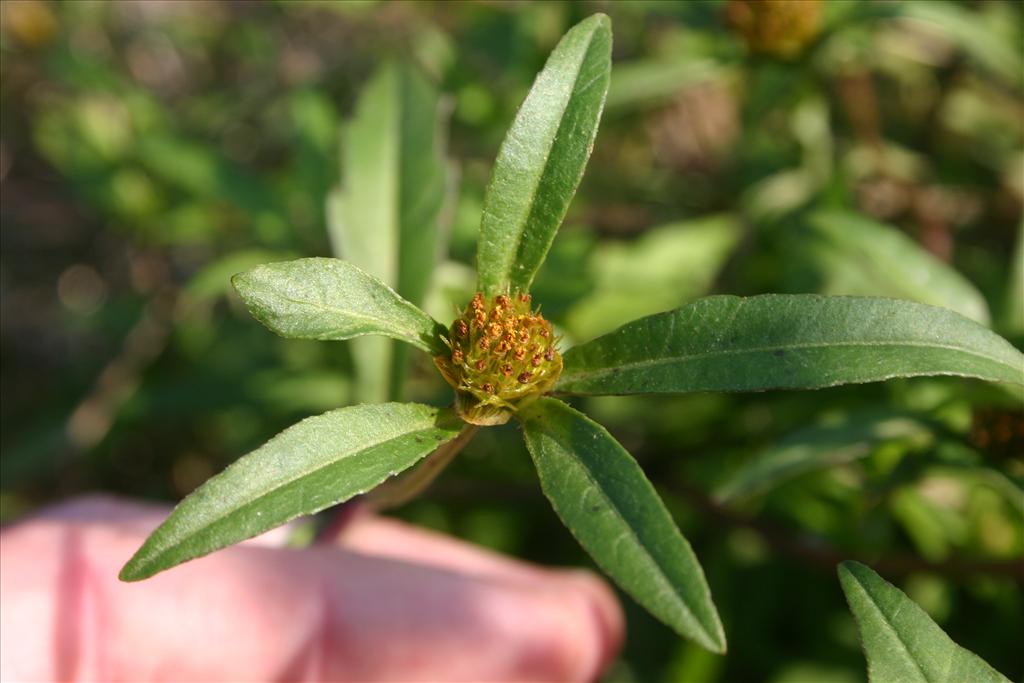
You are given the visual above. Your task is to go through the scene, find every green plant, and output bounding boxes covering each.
[839,562,1011,683]
[119,13,1023,662]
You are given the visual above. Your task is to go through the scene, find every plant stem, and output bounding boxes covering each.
[367,423,479,510]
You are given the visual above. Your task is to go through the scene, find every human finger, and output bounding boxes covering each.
[0,496,622,682]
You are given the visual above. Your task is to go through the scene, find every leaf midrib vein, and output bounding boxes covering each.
[148,423,444,562]
[268,292,431,350]
[496,29,600,290]
[563,339,1018,384]
[537,422,714,645]
[852,575,931,683]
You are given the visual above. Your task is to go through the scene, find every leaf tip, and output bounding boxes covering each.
[698,603,729,654]
[838,559,865,576]
[229,269,252,299]
[577,13,612,48]
[707,629,728,655]
[117,558,146,583]
[119,540,165,582]
[678,617,727,654]
[563,12,611,47]
[837,561,871,600]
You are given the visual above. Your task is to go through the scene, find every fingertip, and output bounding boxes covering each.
[335,516,626,680]
[558,570,625,681]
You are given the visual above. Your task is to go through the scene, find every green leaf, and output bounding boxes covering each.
[519,398,726,653]
[557,295,1024,396]
[838,561,1011,683]
[327,61,449,402]
[120,403,461,581]
[715,411,934,502]
[476,13,612,296]
[231,257,446,355]
[805,210,990,325]
[566,215,742,341]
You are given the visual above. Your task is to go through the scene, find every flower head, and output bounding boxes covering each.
[435,292,562,425]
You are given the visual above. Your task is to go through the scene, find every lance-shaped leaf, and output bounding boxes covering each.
[120,403,462,581]
[232,257,447,355]
[838,561,1011,683]
[476,13,612,296]
[557,295,1024,396]
[519,398,726,653]
[327,61,450,402]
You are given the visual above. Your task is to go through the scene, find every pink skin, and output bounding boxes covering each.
[0,496,623,682]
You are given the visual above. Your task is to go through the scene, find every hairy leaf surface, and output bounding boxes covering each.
[232,257,446,355]
[519,398,726,653]
[557,295,1024,395]
[839,562,1010,683]
[476,13,612,296]
[121,403,461,581]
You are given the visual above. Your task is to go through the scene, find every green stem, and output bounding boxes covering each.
[367,423,479,510]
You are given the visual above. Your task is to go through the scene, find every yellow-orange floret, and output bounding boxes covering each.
[434,291,563,425]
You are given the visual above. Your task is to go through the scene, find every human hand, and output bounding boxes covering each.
[0,496,622,682]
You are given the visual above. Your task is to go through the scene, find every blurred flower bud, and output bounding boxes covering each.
[1,0,58,48]
[726,0,822,60]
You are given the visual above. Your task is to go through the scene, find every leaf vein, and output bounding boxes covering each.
[851,575,930,683]
[564,339,1018,384]
[548,431,703,634]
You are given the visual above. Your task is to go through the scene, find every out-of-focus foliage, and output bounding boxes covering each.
[2,1,1021,681]
[327,59,450,403]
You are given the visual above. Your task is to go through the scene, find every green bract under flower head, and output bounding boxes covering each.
[435,292,562,425]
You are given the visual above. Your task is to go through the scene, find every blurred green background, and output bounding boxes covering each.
[1,1,1022,681]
